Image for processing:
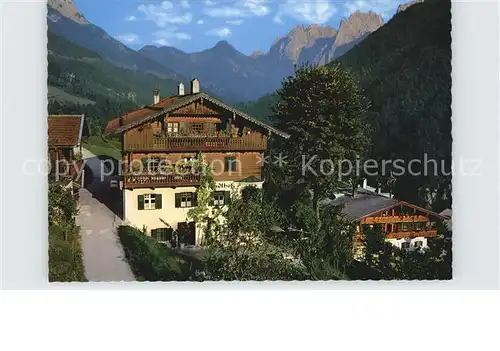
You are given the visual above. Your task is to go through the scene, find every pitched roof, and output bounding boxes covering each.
[104,92,290,139]
[48,114,85,147]
[326,188,449,222]
[104,95,181,134]
[329,189,399,221]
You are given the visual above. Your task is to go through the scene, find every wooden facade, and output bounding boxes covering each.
[353,202,444,247]
[117,93,271,189]
[48,114,87,203]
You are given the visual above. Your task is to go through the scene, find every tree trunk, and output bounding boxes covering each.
[312,184,320,227]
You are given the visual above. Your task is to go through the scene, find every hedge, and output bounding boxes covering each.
[118,225,201,281]
[49,224,87,282]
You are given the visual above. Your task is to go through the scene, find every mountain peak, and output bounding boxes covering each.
[336,11,384,47]
[397,0,425,13]
[270,24,337,62]
[214,40,233,49]
[251,50,264,57]
[48,0,88,24]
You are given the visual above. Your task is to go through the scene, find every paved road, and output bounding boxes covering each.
[76,148,135,282]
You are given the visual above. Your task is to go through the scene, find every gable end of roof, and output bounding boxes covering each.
[104,92,290,139]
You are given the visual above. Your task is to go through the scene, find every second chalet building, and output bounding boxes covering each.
[105,79,289,246]
[327,185,450,259]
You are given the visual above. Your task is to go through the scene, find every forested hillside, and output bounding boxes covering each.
[337,0,451,207]
[238,0,451,209]
[48,31,180,132]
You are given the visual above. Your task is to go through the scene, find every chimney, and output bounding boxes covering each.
[190,78,200,94]
[153,88,160,104]
[178,82,185,96]
[362,178,368,189]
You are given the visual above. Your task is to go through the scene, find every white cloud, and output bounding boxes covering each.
[241,0,270,16]
[206,27,232,37]
[138,1,192,27]
[204,0,270,18]
[180,0,190,9]
[153,38,170,46]
[203,0,216,5]
[276,0,337,24]
[116,33,140,44]
[197,19,204,24]
[153,28,192,44]
[226,19,244,25]
[205,7,244,18]
[273,13,283,24]
[125,15,136,21]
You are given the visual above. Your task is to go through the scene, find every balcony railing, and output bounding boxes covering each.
[386,230,438,240]
[124,132,267,152]
[361,215,430,224]
[123,173,201,188]
[354,228,438,242]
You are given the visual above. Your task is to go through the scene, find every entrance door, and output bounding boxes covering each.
[178,221,196,246]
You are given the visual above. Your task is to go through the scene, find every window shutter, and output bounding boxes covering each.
[224,191,231,205]
[224,157,229,171]
[193,192,198,207]
[155,194,162,209]
[175,193,181,208]
[179,122,185,133]
[138,195,145,210]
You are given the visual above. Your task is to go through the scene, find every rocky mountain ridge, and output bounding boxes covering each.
[47,0,405,102]
[48,0,88,24]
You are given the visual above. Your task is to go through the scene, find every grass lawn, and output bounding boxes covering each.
[82,136,122,161]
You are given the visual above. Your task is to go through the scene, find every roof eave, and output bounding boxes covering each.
[77,114,85,146]
[105,92,291,139]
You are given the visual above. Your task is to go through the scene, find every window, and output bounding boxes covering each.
[138,194,162,210]
[142,157,163,173]
[175,192,197,208]
[213,191,230,206]
[224,156,238,172]
[413,241,423,249]
[167,122,179,133]
[401,242,410,250]
[151,228,173,242]
[401,223,410,232]
[191,123,203,133]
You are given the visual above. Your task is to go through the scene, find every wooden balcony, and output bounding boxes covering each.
[361,215,429,224]
[123,173,201,189]
[51,159,84,182]
[124,132,267,152]
[386,230,438,240]
[354,229,438,242]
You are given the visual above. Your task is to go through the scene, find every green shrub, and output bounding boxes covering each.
[49,224,86,282]
[118,225,199,281]
[48,181,86,282]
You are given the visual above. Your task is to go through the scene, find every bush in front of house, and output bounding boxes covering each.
[48,181,86,282]
[118,225,198,281]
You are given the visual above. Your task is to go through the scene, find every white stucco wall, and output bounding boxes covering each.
[124,185,198,234]
[123,180,263,246]
[386,237,428,251]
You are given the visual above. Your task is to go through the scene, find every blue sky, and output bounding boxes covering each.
[75,0,409,55]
